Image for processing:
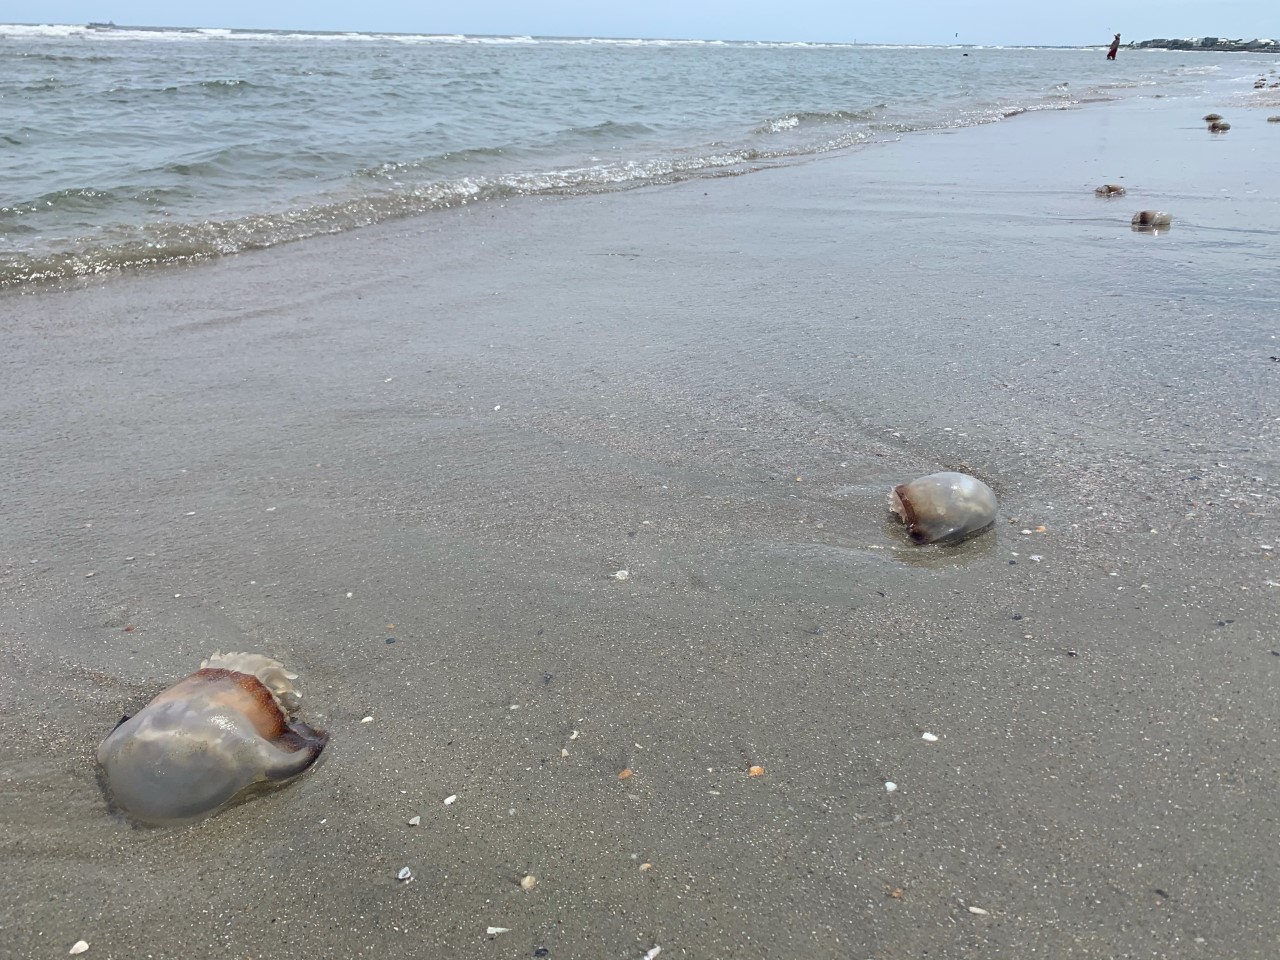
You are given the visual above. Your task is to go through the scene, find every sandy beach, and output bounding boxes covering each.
[2,92,1278,959]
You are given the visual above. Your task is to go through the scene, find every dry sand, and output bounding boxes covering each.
[2,94,1278,958]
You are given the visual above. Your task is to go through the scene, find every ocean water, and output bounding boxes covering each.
[0,22,1260,288]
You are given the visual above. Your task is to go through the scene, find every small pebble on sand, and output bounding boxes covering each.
[885,781,898,792]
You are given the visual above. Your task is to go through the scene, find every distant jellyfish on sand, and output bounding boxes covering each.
[1093,184,1126,197]
[889,471,997,545]
[1131,210,1172,230]
[97,652,328,825]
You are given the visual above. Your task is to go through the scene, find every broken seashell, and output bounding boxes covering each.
[520,874,538,890]
[889,472,997,544]
[1131,210,1172,230]
[1093,184,1125,197]
[96,652,328,825]
[69,942,89,956]
[748,765,765,777]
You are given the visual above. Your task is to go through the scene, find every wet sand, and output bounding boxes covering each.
[2,94,1278,958]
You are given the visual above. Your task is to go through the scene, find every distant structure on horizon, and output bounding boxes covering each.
[1135,36,1276,52]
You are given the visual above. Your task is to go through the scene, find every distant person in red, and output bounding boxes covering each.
[1107,33,1121,59]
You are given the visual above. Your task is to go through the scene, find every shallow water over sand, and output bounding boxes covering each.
[1,22,1269,286]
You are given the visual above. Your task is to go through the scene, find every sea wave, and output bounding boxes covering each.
[0,145,796,287]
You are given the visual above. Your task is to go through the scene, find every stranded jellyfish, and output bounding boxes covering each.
[889,471,997,545]
[97,652,328,825]
[1131,211,1172,230]
[1094,184,1126,197]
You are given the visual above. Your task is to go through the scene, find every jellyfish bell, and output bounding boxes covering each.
[1094,184,1126,197]
[97,652,328,825]
[889,471,997,545]
[1131,211,1172,233]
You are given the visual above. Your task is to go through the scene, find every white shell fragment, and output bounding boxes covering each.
[644,947,662,960]
[398,867,412,881]
[408,815,421,826]
[486,927,510,936]
[444,794,457,806]
[520,874,538,890]
[968,905,990,915]
[69,943,90,956]
[889,471,997,544]
[921,732,939,742]
[884,781,898,792]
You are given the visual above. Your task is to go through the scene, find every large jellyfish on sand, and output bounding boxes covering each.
[889,471,997,545]
[97,652,328,825]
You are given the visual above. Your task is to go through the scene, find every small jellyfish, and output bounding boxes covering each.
[889,471,997,545]
[1208,120,1231,133]
[1202,113,1222,122]
[97,652,328,825]
[1131,211,1172,230]
[1093,184,1126,197]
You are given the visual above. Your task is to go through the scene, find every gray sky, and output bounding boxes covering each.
[5,1,1277,46]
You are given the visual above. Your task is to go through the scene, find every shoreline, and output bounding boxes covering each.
[2,90,1278,958]
[6,45,1272,297]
